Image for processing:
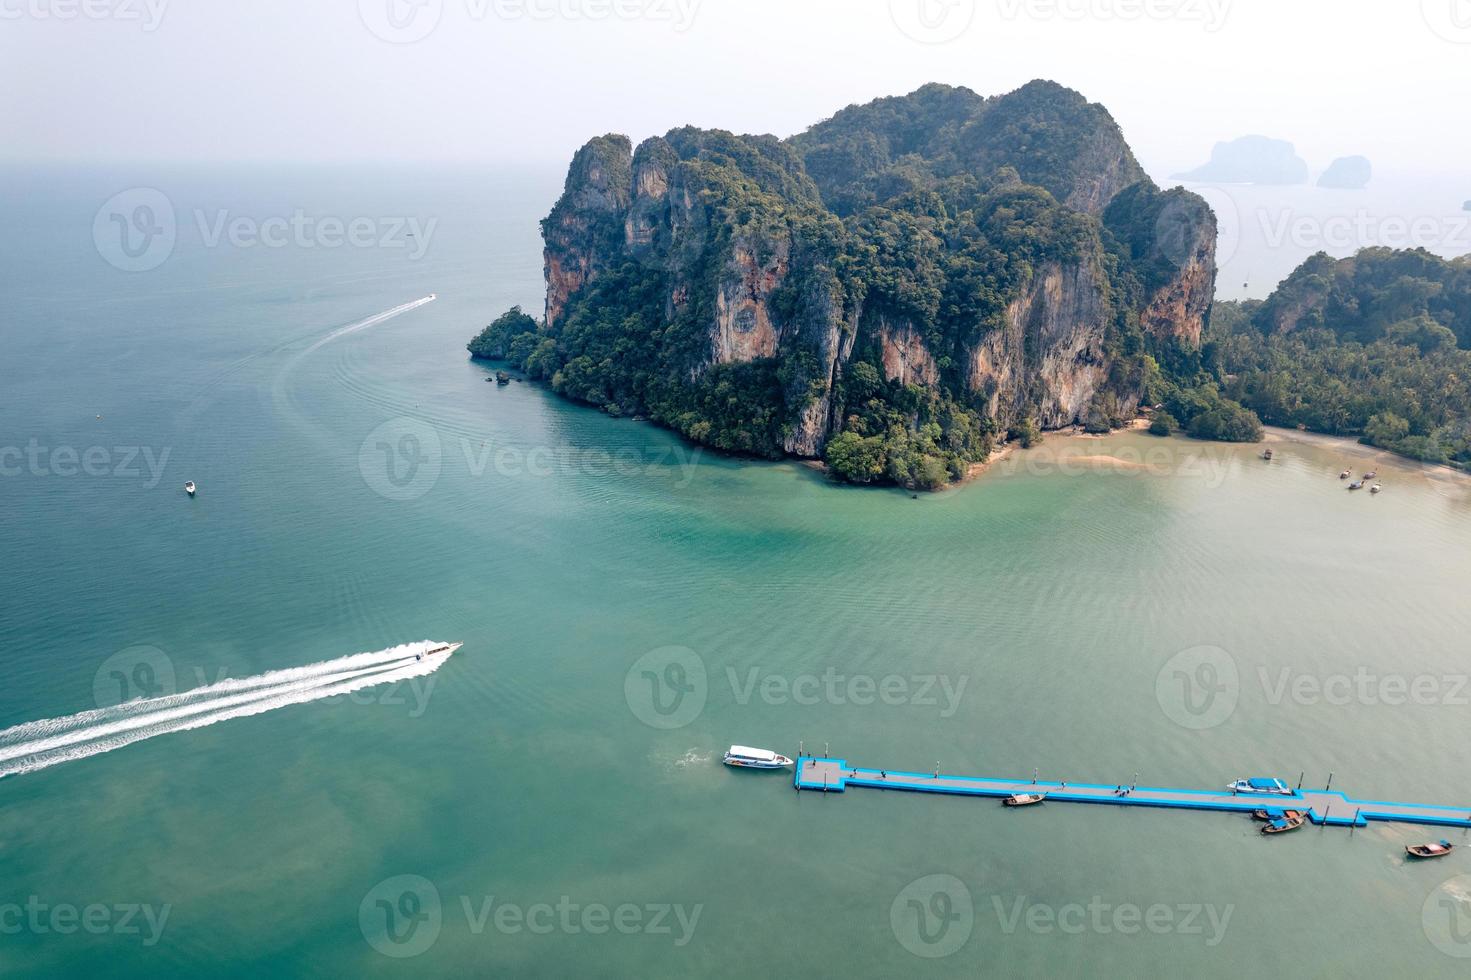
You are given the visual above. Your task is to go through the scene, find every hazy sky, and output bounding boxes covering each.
[4,0,1469,178]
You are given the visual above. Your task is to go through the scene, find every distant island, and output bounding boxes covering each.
[1316,155,1372,190]
[1172,135,1309,185]
[472,83,1471,487]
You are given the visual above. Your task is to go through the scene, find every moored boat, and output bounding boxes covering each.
[1228,777,1293,796]
[1406,840,1454,859]
[1260,449,1273,460]
[184,481,196,496]
[1003,792,1046,807]
[1339,470,1350,479]
[1370,484,1382,494]
[1348,481,1363,490]
[723,745,793,769]
[1261,812,1306,834]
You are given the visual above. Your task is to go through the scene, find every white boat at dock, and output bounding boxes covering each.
[722,745,793,769]
[1228,777,1293,796]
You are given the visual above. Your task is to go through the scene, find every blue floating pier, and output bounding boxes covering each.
[794,758,1471,829]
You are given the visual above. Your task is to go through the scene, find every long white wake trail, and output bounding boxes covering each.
[298,295,436,358]
[0,641,454,779]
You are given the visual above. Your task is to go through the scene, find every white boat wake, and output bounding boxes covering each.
[297,295,436,358]
[179,294,437,425]
[0,641,456,779]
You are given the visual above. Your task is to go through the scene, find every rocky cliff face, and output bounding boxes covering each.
[519,81,1217,482]
[969,261,1117,427]
[1103,183,1218,348]
[542,134,633,328]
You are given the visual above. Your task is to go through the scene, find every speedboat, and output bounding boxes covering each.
[1004,793,1046,807]
[184,481,196,496]
[1407,840,1454,859]
[1370,484,1382,494]
[722,745,793,769]
[415,642,462,663]
[428,292,437,300]
[1228,777,1293,796]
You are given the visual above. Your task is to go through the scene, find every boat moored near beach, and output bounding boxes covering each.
[1407,840,1454,859]
[723,745,793,769]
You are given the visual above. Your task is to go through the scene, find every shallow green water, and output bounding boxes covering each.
[3,167,1471,977]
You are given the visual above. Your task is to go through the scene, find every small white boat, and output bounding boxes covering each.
[1227,777,1293,796]
[1004,793,1046,807]
[1347,481,1363,490]
[414,642,462,663]
[1339,470,1350,479]
[184,481,196,496]
[1370,484,1382,494]
[722,745,793,769]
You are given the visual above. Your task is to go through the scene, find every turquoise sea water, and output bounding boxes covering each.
[3,167,1471,977]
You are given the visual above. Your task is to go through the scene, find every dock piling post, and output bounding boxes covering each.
[1032,768,1038,785]
[1326,772,1334,791]
[799,740,804,760]
[823,742,828,759]
[935,762,940,779]
[1297,772,1304,790]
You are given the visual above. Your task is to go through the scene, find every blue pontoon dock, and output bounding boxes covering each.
[794,757,1471,829]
